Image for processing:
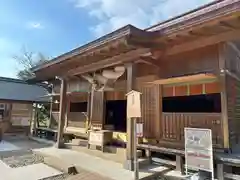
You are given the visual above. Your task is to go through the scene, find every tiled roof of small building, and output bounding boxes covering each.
[0,77,49,102]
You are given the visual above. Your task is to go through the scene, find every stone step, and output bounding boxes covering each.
[71,138,88,146]
[138,158,150,169]
[104,146,143,157]
[43,156,77,175]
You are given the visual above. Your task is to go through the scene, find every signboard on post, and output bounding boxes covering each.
[126,90,142,118]
[185,128,214,179]
[126,90,142,180]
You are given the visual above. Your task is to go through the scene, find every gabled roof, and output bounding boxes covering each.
[31,0,240,81]
[0,77,49,102]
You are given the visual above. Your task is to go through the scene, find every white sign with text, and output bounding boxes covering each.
[185,128,214,179]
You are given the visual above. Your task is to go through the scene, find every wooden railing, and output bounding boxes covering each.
[161,112,223,147]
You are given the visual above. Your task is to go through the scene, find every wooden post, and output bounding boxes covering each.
[48,84,53,128]
[56,78,67,148]
[90,85,94,123]
[133,118,139,180]
[64,97,70,129]
[219,43,230,149]
[217,163,224,180]
[176,155,184,175]
[124,63,136,171]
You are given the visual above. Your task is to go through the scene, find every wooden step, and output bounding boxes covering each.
[71,138,88,146]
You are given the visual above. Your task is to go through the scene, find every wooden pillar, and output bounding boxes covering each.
[90,85,94,122]
[86,92,91,130]
[64,97,70,129]
[48,84,54,128]
[48,97,53,128]
[124,63,136,171]
[217,163,224,180]
[219,43,229,149]
[176,155,184,174]
[56,78,67,148]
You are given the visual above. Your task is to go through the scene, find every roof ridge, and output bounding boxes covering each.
[0,76,49,89]
[145,0,226,31]
[0,76,27,84]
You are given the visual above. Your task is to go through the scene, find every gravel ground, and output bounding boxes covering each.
[0,150,72,179]
[1,151,44,168]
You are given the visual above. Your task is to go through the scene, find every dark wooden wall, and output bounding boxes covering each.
[225,42,240,149]
[159,45,219,78]
[139,45,224,148]
[140,84,160,139]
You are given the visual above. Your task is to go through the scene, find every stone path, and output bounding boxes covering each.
[34,147,173,180]
[67,168,113,180]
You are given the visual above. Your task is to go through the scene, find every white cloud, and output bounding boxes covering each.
[27,22,44,29]
[71,0,213,37]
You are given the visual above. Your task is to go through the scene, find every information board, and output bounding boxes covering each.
[185,127,214,177]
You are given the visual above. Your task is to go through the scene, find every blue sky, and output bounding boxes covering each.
[0,0,213,78]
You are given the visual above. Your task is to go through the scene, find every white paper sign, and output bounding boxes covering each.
[136,123,143,137]
[126,90,142,118]
[185,128,214,177]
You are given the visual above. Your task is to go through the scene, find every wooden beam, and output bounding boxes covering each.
[136,56,161,68]
[188,31,204,37]
[56,78,67,148]
[227,42,240,58]
[225,70,240,81]
[65,48,150,77]
[165,30,240,56]
[218,43,229,149]
[219,21,239,30]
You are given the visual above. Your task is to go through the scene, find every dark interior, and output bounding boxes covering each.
[163,93,221,112]
[70,102,87,112]
[105,100,127,132]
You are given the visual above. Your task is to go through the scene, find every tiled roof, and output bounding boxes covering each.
[0,77,49,102]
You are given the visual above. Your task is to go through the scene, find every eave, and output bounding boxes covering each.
[32,25,159,76]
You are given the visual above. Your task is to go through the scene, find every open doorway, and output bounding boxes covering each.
[105,100,127,132]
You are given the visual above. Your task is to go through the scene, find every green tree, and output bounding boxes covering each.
[14,47,50,127]
[13,47,48,80]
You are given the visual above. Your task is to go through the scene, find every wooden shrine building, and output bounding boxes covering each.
[0,77,49,135]
[31,0,240,172]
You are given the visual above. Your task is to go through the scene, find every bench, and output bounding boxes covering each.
[138,144,185,174]
[215,153,240,180]
[35,127,58,141]
[138,143,240,179]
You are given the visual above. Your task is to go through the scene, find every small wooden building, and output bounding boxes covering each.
[0,77,49,135]
[31,0,240,171]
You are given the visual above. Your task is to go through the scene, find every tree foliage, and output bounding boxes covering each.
[14,47,50,127]
[13,47,49,80]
